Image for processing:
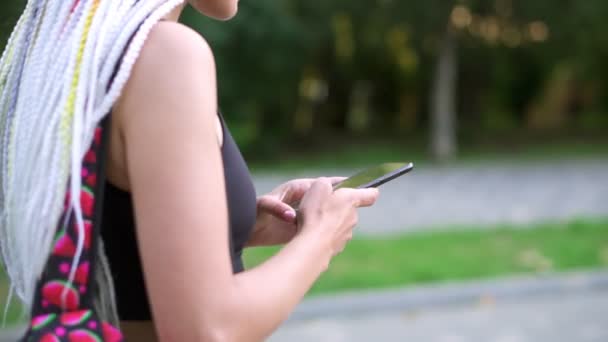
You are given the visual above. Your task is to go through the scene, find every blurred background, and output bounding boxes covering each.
[2,0,608,341]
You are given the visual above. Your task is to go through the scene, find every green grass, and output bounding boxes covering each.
[2,218,607,326]
[244,218,608,296]
[248,140,608,174]
[0,271,24,327]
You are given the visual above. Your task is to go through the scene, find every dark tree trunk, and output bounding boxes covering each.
[430,27,458,162]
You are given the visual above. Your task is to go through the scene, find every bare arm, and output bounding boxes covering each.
[116,22,376,342]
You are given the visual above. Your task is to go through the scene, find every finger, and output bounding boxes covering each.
[336,188,379,207]
[354,188,380,207]
[271,179,309,200]
[281,179,315,203]
[329,176,348,185]
[257,196,297,222]
[292,178,315,184]
[304,178,333,200]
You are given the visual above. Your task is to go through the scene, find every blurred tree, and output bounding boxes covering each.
[0,0,24,49]
[1,0,607,160]
[430,25,458,162]
[182,0,608,157]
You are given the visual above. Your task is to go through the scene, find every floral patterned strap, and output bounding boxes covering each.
[22,118,124,341]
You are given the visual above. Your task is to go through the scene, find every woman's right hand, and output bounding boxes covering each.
[296,178,379,257]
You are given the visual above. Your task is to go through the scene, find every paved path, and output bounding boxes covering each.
[254,159,608,234]
[2,272,607,341]
[5,297,608,342]
[270,291,608,342]
[270,272,608,342]
[0,328,22,342]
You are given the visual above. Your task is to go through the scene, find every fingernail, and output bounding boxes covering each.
[284,210,296,220]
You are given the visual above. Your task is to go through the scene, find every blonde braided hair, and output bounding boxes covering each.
[0,0,186,321]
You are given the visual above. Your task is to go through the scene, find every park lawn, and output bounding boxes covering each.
[244,218,608,296]
[0,271,23,327]
[2,218,607,326]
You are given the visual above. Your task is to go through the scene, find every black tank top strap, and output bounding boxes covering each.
[100,112,257,320]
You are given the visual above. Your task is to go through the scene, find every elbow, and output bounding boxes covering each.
[158,325,234,342]
[198,327,233,342]
[199,323,262,342]
[191,310,253,342]
[196,315,260,342]
[156,287,259,341]
[194,315,263,342]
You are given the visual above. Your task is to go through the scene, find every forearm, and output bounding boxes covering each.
[228,229,331,341]
[245,228,294,247]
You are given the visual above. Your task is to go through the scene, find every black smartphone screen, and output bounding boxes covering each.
[333,162,414,190]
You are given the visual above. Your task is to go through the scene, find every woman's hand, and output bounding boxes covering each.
[247,177,345,247]
[297,178,379,257]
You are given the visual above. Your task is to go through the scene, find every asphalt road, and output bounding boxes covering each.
[270,276,608,342]
[254,159,608,234]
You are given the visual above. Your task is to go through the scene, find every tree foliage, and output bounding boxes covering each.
[2,0,607,157]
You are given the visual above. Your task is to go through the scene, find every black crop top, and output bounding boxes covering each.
[100,114,257,320]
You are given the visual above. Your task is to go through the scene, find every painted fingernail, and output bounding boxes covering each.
[284,210,296,220]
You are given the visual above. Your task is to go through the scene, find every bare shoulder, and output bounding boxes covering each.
[115,21,218,131]
[142,21,214,65]
[126,20,216,90]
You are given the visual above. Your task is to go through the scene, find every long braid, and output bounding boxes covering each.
[0,0,186,320]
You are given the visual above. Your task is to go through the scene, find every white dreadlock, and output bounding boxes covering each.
[0,0,186,321]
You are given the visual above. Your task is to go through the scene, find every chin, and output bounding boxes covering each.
[192,2,238,21]
[215,8,238,21]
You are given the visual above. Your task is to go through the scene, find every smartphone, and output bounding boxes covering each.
[292,162,413,214]
[333,162,414,190]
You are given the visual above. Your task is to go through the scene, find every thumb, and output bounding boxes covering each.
[257,196,297,222]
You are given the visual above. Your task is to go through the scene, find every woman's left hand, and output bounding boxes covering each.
[247,177,345,247]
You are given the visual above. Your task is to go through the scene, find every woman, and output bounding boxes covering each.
[0,1,379,341]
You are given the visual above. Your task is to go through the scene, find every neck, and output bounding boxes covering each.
[164,3,186,21]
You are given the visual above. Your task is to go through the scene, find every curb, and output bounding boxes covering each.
[287,270,608,321]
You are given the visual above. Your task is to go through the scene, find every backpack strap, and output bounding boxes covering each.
[30,117,111,315]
